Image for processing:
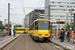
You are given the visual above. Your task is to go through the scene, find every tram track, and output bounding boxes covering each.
[7,35,23,50]
[2,34,67,50]
[49,42,65,50]
[37,42,59,50]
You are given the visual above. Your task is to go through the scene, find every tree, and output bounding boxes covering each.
[0,24,2,29]
[66,22,74,31]
[5,24,11,28]
[17,25,22,27]
[0,24,4,30]
[66,23,70,30]
[70,22,74,30]
[15,25,22,27]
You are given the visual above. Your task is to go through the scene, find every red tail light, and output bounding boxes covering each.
[45,34,48,36]
[39,34,42,36]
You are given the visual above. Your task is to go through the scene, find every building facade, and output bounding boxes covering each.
[45,0,75,30]
[29,9,45,27]
[25,14,29,28]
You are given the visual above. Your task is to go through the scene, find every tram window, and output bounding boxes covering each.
[35,22,37,30]
[35,26,37,29]
[37,25,38,30]
[37,21,38,30]
[21,29,26,31]
[49,22,50,30]
[17,29,20,31]
[29,29,30,31]
[38,21,48,30]
[33,23,34,28]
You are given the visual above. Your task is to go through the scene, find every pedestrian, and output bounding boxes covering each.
[73,29,75,36]
[60,29,65,42]
[71,31,73,38]
[71,30,75,43]
[66,28,71,42]
[9,29,11,36]
[57,31,59,39]
[65,31,67,40]
[13,28,16,37]
[4,29,6,36]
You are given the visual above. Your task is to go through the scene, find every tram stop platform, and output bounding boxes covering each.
[51,37,75,50]
[0,34,20,50]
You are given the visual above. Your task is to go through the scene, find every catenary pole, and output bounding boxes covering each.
[49,5,50,20]
[8,3,10,34]
[74,14,75,30]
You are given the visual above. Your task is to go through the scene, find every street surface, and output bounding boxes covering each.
[3,34,65,50]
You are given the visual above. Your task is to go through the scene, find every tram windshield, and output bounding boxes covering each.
[38,21,50,30]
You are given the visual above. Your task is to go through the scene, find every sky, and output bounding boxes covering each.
[0,0,45,25]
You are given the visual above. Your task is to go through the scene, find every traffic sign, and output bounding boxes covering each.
[57,21,65,24]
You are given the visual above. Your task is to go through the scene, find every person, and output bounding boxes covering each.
[9,29,11,36]
[57,31,59,39]
[66,28,71,42]
[60,29,65,42]
[13,28,16,37]
[72,29,75,43]
[73,30,75,36]
[71,30,75,43]
[71,31,73,38]
[4,29,6,35]
[71,35,75,43]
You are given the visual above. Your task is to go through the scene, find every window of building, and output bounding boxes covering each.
[62,9,67,11]
[60,16,64,17]
[58,2,61,4]
[51,22,56,24]
[69,6,72,8]
[67,2,69,4]
[62,2,67,4]
[59,5,63,7]
[74,6,75,7]
[71,2,75,4]
[51,15,52,17]
[35,15,38,16]
[51,19,55,20]
[67,6,69,7]
[51,2,54,4]
[51,5,56,7]
[51,9,54,10]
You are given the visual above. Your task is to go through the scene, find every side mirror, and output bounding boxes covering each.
[29,29,30,31]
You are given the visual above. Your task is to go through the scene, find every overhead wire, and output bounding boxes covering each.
[37,0,45,9]
[39,0,44,9]
[37,0,42,7]
[20,0,25,16]
[20,0,23,8]
[24,7,48,9]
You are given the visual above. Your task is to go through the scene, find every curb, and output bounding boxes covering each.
[0,35,20,50]
[51,40,70,50]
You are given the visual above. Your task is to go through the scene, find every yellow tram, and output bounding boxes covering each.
[28,28,30,33]
[29,18,51,41]
[16,27,27,33]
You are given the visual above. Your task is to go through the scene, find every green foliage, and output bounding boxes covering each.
[14,25,22,27]
[66,23,70,30]
[70,22,74,30]
[0,24,4,30]
[5,24,22,29]
[0,24,2,29]
[66,22,74,30]
[5,24,11,27]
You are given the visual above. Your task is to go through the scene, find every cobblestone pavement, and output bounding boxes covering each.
[3,34,65,50]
